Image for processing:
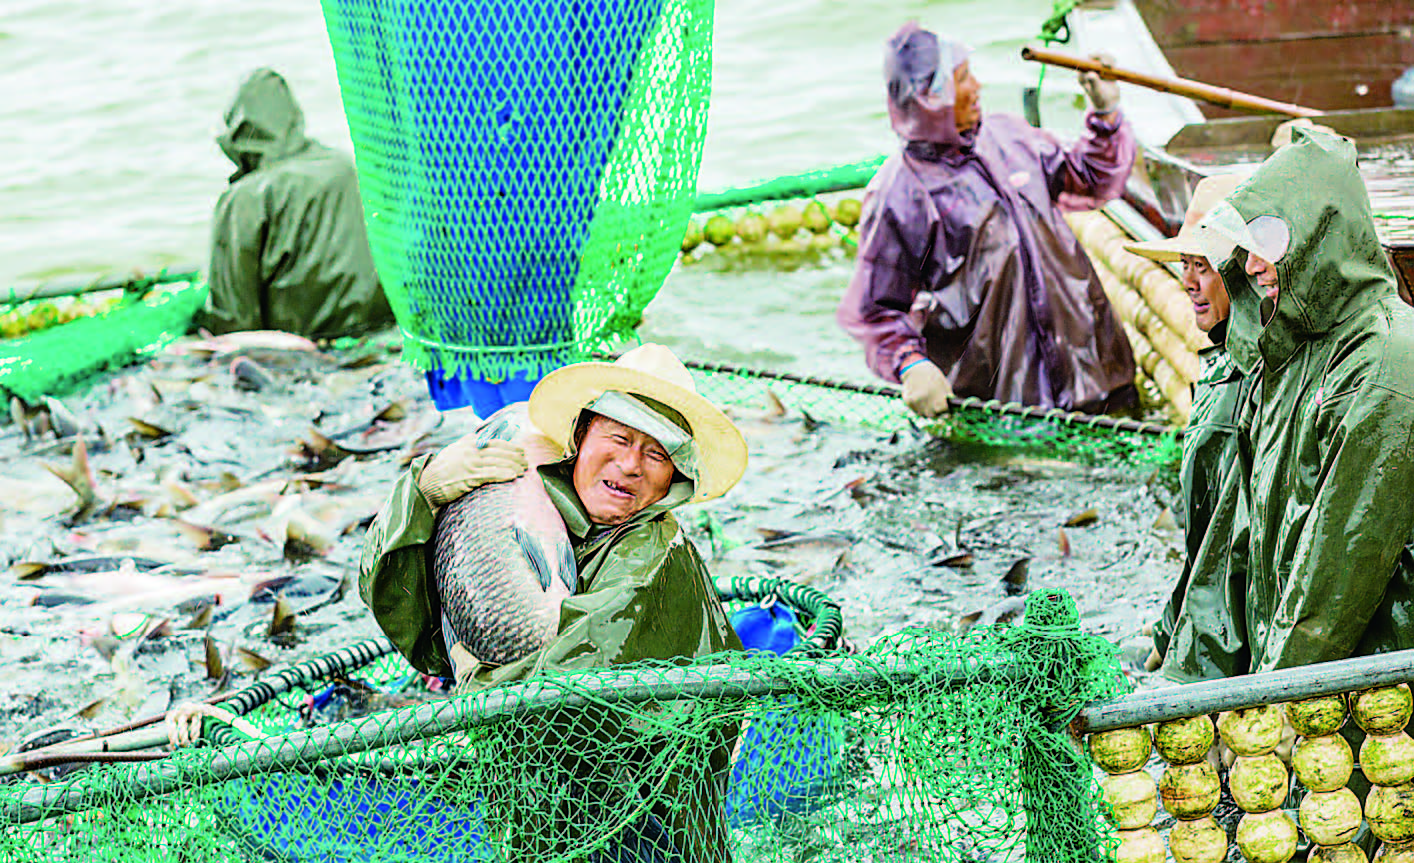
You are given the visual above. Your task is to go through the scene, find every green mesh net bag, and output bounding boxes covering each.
[0,589,1128,863]
[319,0,714,397]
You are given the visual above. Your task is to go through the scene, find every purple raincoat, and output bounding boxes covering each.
[838,24,1138,412]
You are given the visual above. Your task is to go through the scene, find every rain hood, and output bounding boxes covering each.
[884,22,975,149]
[1203,129,1399,373]
[1208,128,1414,672]
[216,68,311,181]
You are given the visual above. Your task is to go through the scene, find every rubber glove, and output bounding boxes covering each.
[417,436,528,507]
[1079,53,1121,115]
[900,359,953,417]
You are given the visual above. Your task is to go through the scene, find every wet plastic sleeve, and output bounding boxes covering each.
[202,184,269,334]
[1255,385,1414,671]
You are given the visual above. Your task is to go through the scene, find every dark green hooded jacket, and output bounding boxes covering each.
[1154,321,1252,682]
[200,68,393,340]
[1217,129,1414,673]
[359,437,741,863]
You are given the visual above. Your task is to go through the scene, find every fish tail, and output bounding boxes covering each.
[45,436,96,512]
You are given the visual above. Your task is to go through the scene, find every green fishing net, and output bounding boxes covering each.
[319,0,715,382]
[0,282,207,405]
[652,358,1184,470]
[692,158,884,214]
[0,589,1127,863]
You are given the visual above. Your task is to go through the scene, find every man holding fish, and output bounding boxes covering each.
[360,342,747,862]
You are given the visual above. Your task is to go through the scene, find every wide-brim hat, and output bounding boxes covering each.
[1124,172,1246,262]
[528,344,748,504]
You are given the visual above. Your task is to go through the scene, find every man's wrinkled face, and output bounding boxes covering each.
[1181,254,1230,332]
[1244,251,1280,301]
[573,415,676,525]
[951,62,981,132]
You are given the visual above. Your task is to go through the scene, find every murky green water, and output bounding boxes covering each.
[0,0,1149,371]
[0,0,1097,286]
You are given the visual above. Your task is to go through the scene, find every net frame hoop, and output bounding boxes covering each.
[0,653,1027,825]
[594,352,1182,438]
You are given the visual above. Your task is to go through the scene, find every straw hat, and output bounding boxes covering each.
[528,344,748,503]
[1124,173,1246,262]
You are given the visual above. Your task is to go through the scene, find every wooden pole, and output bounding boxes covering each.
[1020,45,1322,119]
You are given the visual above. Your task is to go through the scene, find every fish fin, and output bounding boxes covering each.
[1001,558,1030,596]
[44,436,96,515]
[557,541,578,595]
[516,526,556,593]
[763,388,787,418]
[374,400,408,423]
[956,610,983,633]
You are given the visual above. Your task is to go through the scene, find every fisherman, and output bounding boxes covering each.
[199,68,394,340]
[1195,128,1414,675]
[360,342,746,862]
[1125,173,1252,683]
[837,22,1138,416]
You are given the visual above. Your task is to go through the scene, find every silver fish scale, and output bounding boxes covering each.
[431,403,576,668]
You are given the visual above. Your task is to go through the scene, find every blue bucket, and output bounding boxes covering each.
[724,602,848,827]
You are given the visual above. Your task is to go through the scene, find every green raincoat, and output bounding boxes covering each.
[1153,323,1251,682]
[359,442,741,863]
[1215,129,1414,673]
[200,68,392,340]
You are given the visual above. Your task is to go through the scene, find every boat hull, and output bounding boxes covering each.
[1133,0,1414,116]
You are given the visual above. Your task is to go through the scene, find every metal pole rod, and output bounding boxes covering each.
[2,656,1022,824]
[1077,650,1414,733]
[2,265,203,305]
[0,726,173,778]
[0,639,396,777]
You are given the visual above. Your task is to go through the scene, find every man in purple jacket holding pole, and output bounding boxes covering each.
[837,21,1138,416]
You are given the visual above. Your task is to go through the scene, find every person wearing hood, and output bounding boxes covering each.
[836,22,1138,416]
[1196,128,1414,674]
[359,343,746,862]
[1126,173,1252,683]
[200,68,393,340]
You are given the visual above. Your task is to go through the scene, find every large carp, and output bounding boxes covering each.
[432,403,577,667]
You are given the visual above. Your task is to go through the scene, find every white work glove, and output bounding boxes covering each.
[900,359,953,418]
[417,435,528,507]
[1079,53,1121,115]
[1145,645,1163,672]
